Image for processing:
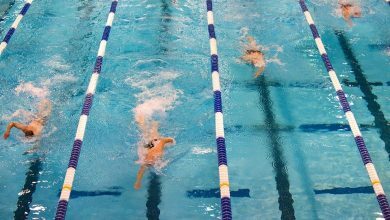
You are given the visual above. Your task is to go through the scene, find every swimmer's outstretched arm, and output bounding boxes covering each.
[3,122,27,139]
[134,165,147,190]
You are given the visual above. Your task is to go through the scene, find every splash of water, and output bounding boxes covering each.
[128,71,182,169]
[240,27,284,65]
[192,147,215,155]
[14,74,76,100]
[15,82,49,99]
[43,54,70,71]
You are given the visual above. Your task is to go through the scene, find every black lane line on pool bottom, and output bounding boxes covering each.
[298,123,374,132]
[14,156,42,220]
[236,79,388,91]
[146,172,161,220]
[187,188,250,198]
[335,30,390,161]
[223,123,374,134]
[56,188,123,199]
[157,0,172,54]
[314,186,373,195]
[256,76,295,220]
[342,79,384,87]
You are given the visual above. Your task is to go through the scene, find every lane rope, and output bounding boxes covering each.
[205,1,232,219]
[299,1,390,219]
[54,1,118,219]
[0,0,32,55]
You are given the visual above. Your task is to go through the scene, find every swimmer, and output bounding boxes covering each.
[134,115,174,190]
[3,99,52,140]
[241,36,266,78]
[339,0,361,26]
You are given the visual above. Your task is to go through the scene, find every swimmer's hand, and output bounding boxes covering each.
[3,131,10,139]
[134,182,141,190]
[162,137,175,145]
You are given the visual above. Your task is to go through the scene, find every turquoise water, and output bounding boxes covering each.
[0,0,389,219]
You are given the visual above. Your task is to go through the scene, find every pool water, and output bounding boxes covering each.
[0,0,389,219]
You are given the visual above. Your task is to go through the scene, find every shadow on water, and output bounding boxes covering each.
[14,154,42,220]
[334,30,390,161]
[146,172,161,220]
[256,76,295,219]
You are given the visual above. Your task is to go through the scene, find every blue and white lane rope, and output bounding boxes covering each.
[54,1,118,219]
[205,1,232,219]
[299,1,390,219]
[0,0,32,55]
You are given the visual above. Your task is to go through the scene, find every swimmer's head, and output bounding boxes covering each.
[144,138,159,149]
[24,130,34,137]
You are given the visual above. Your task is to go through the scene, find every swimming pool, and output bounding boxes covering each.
[0,0,389,219]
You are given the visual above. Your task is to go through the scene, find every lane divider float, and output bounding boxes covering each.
[0,0,32,55]
[205,1,232,219]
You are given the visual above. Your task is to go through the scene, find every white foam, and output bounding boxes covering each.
[15,74,77,100]
[192,147,215,155]
[41,74,77,87]
[30,204,46,212]
[129,71,183,120]
[43,55,70,71]
[266,56,285,66]
[15,82,49,99]
[1,109,34,121]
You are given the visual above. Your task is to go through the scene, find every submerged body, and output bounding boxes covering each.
[241,36,266,78]
[134,115,174,190]
[339,1,361,26]
[3,99,52,139]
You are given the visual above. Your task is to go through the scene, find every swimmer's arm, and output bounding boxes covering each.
[134,165,147,190]
[254,66,265,78]
[3,122,27,139]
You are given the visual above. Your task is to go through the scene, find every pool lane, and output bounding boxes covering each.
[256,76,295,220]
[334,30,390,161]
